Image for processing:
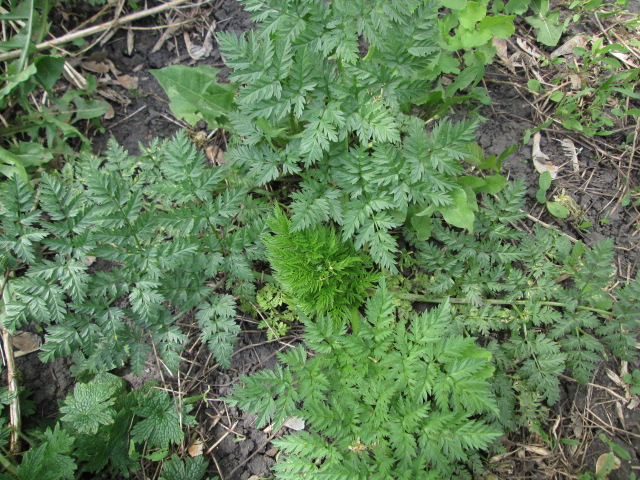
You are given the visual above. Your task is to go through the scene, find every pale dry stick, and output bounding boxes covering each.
[0,328,20,455]
[0,273,20,455]
[105,105,147,130]
[584,406,640,439]
[0,0,194,62]
[611,30,640,63]
[205,420,238,455]
[209,452,225,480]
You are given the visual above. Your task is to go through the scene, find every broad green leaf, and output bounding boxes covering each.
[0,145,29,181]
[410,212,434,241]
[151,65,237,129]
[438,188,475,232]
[34,56,65,91]
[71,96,110,121]
[457,175,486,190]
[525,9,566,46]
[475,174,507,194]
[12,141,53,167]
[441,0,468,9]
[459,2,486,29]
[504,0,530,14]
[60,373,125,435]
[477,15,516,39]
[546,201,569,219]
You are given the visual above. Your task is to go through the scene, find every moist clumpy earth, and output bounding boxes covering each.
[13,0,640,478]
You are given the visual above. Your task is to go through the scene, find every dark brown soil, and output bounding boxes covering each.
[11,1,640,479]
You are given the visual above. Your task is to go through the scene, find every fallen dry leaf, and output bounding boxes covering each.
[569,73,582,90]
[97,88,132,106]
[126,28,135,56]
[11,331,42,356]
[559,138,580,173]
[184,22,216,60]
[206,145,225,165]
[80,61,110,74]
[283,416,305,430]
[516,36,543,63]
[532,133,561,178]
[116,75,139,90]
[550,35,589,59]
[104,103,115,120]
[523,445,552,456]
[493,37,515,73]
[606,368,626,388]
[187,438,204,457]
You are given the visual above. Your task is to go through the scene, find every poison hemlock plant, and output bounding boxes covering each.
[227,281,501,479]
[398,180,640,428]
[0,373,211,480]
[156,0,505,272]
[263,207,377,319]
[0,131,268,374]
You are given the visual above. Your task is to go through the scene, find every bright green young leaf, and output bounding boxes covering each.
[475,174,507,194]
[525,9,566,46]
[0,146,29,181]
[504,0,530,14]
[151,65,237,129]
[546,201,569,219]
[441,0,468,9]
[438,188,475,232]
[536,170,552,203]
[459,2,487,29]
[527,79,541,92]
[477,15,516,38]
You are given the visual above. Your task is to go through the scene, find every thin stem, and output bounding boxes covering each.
[0,0,194,62]
[0,451,17,475]
[0,272,21,455]
[17,0,34,72]
[397,292,612,316]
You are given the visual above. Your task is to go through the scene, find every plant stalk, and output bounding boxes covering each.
[0,273,21,455]
[397,292,612,316]
[0,0,193,62]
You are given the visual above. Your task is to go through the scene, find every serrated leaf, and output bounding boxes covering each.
[131,389,186,448]
[60,373,124,435]
[151,65,237,129]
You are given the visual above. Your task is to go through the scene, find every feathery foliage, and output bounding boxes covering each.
[227,282,501,478]
[0,131,268,373]
[263,207,377,318]
[152,0,497,272]
[398,181,640,427]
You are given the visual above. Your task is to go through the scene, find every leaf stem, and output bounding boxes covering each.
[397,293,611,316]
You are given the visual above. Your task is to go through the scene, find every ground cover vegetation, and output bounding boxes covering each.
[0,0,639,478]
